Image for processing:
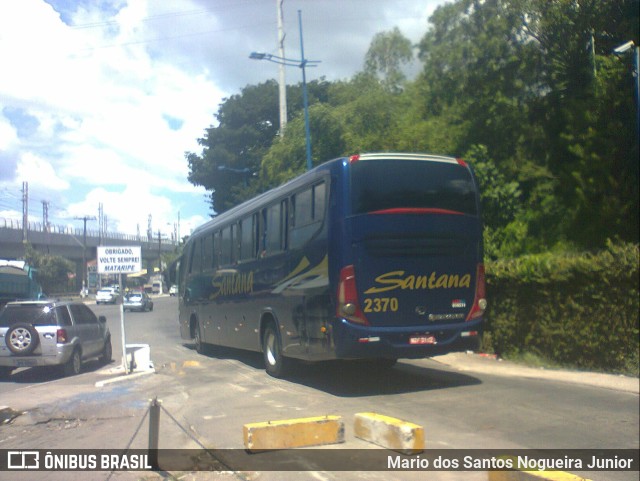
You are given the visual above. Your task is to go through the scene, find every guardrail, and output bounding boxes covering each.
[0,217,177,245]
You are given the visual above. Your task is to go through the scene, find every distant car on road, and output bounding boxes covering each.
[169,285,178,296]
[96,287,118,305]
[123,292,154,312]
[0,300,112,378]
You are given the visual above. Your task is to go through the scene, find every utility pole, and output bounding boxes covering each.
[276,0,287,135]
[98,202,104,245]
[157,229,162,275]
[22,181,28,242]
[75,215,96,293]
[41,200,49,232]
[249,9,320,170]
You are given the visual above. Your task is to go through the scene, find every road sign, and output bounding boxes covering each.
[96,246,142,274]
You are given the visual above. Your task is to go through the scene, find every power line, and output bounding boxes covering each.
[67,0,267,30]
[79,20,276,52]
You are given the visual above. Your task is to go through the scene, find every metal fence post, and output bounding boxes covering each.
[148,397,161,469]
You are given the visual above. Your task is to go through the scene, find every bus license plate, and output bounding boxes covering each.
[409,335,436,345]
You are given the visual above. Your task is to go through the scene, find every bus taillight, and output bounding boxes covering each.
[337,265,369,325]
[466,263,487,321]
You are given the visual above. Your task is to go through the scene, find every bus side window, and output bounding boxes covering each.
[202,233,214,271]
[265,202,282,255]
[259,210,267,257]
[220,226,232,266]
[240,216,255,261]
[253,213,260,258]
[191,238,203,274]
[313,182,326,221]
[290,184,325,249]
[281,199,288,251]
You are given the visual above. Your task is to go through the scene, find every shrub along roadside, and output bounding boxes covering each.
[482,242,639,376]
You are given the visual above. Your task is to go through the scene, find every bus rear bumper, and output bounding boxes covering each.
[332,318,483,359]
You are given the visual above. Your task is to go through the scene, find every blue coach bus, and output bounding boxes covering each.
[178,153,486,377]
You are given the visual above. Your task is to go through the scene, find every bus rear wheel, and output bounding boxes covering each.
[194,321,205,354]
[262,322,288,378]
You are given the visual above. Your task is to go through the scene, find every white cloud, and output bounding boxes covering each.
[16,153,70,191]
[0,114,18,150]
[0,0,223,235]
[0,0,443,237]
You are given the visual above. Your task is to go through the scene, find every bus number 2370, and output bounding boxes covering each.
[363,297,399,313]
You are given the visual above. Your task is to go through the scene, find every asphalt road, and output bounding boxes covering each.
[0,296,638,481]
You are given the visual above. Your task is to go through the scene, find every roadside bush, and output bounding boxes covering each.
[483,242,639,376]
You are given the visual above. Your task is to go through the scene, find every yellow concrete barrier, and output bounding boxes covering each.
[243,415,344,452]
[489,468,592,481]
[354,412,424,454]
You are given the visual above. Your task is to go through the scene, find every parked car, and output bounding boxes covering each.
[123,292,154,312]
[95,287,118,304]
[169,285,178,296]
[0,300,112,377]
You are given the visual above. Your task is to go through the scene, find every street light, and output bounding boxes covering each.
[250,10,320,171]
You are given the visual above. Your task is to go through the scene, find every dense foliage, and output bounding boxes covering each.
[23,243,75,295]
[187,0,639,256]
[485,243,639,375]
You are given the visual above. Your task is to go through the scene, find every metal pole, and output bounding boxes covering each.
[298,10,312,171]
[82,219,87,293]
[277,0,287,135]
[148,397,161,469]
[120,288,128,373]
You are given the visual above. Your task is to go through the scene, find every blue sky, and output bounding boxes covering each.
[0,0,441,238]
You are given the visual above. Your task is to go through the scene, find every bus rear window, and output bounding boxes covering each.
[351,159,477,216]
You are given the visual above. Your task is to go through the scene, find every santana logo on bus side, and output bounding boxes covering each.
[211,271,254,299]
[364,270,471,294]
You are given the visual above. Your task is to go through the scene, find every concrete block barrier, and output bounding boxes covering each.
[354,412,424,454]
[243,415,344,452]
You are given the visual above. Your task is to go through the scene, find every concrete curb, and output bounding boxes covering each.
[94,366,155,387]
[432,352,639,394]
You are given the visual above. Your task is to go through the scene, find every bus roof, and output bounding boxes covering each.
[351,153,460,164]
[190,152,466,238]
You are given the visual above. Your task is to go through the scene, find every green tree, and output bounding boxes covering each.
[186,81,280,214]
[522,0,639,246]
[187,79,332,214]
[364,27,414,92]
[261,103,347,187]
[23,244,74,294]
[417,0,639,250]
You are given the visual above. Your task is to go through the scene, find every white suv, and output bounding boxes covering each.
[0,300,112,377]
[96,287,118,304]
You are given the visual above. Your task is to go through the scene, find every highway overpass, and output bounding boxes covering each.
[0,217,178,291]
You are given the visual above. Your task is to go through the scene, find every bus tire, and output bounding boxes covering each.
[194,320,205,354]
[262,322,288,378]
